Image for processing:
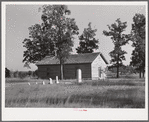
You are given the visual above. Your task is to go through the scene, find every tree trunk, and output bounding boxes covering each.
[117,65,119,78]
[142,69,145,78]
[60,62,64,80]
[117,55,119,78]
[139,69,141,78]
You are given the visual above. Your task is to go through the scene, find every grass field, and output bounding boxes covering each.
[5,77,145,108]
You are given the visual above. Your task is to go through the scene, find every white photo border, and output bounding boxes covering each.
[2,1,148,121]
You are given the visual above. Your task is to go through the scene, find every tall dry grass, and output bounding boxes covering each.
[5,78,145,108]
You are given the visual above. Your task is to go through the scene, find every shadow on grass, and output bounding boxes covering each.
[73,80,145,86]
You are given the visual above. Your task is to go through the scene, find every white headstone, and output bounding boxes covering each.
[101,72,107,80]
[56,76,59,84]
[49,78,53,84]
[36,82,38,84]
[43,81,45,85]
[77,69,82,83]
[28,82,30,85]
[104,73,107,79]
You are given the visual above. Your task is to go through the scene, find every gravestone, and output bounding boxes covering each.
[56,76,59,84]
[100,71,107,80]
[42,81,45,85]
[49,78,53,84]
[77,69,82,83]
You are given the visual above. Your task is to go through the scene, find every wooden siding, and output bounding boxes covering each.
[91,54,107,79]
[64,63,91,79]
[38,65,60,79]
[37,63,91,79]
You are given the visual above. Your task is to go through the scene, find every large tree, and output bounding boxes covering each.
[76,22,99,53]
[130,13,145,78]
[23,5,79,80]
[103,18,128,78]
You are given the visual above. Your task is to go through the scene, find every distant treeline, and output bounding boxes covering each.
[5,68,38,79]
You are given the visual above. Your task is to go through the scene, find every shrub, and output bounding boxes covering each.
[5,68,10,78]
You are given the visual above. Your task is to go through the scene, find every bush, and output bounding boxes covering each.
[5,68,10,78]
[18,71,28,79]
[13,71,19,78]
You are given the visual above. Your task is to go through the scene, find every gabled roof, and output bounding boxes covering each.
[36,52,108,65]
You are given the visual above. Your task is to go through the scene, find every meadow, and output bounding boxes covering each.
[5,77,145,108]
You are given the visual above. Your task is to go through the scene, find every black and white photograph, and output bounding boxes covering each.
[2,1,148,121]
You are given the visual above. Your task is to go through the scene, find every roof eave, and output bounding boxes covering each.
[100,53,109,64]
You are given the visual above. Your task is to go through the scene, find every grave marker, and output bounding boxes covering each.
[77,69,82,83]
[42,81,45,85]
[49,78,53,84]
[56,76,59,84]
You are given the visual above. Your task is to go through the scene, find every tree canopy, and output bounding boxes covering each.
[23,5,79,79]
[76,22,99,53]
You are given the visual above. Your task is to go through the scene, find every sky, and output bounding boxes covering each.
[5,3,146,71]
